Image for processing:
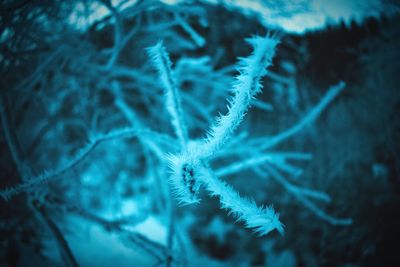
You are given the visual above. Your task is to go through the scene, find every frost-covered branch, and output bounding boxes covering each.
[198,34,279,158]
[201,167,284,236]
[148,41,189,147]
[264,164,352,225]
[161,34,284,236]
[147,41,193,264]
[101,0,144,69]
[2,92,81,266]
[0,94,27,177]
[215,152,312,178]
[259,81,346,150]
[0,127,157,200]
[35,202,81,267]
[174,12,205,47]
[215,152,331,203]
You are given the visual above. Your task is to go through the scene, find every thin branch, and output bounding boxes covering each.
[147,41,189,147]
[1,93,81,267]
[259,81,346,150]
[264,164,352,225]
[0,94,26,176]
[0,127,154,200]
[101,0,143,69]
[35,203,81,267]
[214,152,312,178]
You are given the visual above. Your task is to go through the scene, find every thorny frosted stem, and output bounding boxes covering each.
[147,42,190,264]
[201,167,285,236]
[198,34,279,159]
[147,42,191,264]
[165,35,285,236]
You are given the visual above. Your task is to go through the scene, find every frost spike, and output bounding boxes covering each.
[199,34,279,158]
[201,167,284,236]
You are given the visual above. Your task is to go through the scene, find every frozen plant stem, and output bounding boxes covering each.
[199,34,279,159]
[201,167,284,235]
[148,42,192,266]
[151,34,284,236]
[147,41,188,148]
